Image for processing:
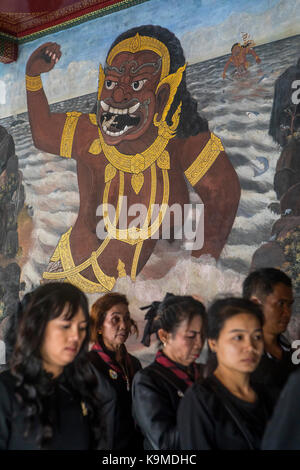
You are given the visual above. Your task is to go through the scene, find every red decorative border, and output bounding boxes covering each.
[0,0,144,39]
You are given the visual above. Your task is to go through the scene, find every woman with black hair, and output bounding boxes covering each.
[0,282,113,450]
[178,297,279,450]
[132,294,207,450]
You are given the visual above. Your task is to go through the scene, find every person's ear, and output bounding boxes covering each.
[208,338,217,353]
[250,296,263,307]
[155,83,170,121]
[158,328,169,347]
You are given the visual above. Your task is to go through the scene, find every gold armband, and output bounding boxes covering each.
[60,111,82,158]
[25,75,43,92]
[184,133,224,186]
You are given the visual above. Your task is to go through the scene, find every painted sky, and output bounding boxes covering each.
[0,0,299,117]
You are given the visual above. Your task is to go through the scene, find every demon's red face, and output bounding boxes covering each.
[98,50,164,147]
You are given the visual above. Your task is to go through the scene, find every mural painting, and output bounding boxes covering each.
[0,0,300,361]
[25,25,240,294]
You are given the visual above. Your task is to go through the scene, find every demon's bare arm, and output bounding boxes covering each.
[26,42,67,154]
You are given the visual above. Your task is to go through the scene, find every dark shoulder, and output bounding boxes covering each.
[88,349,141,370]
[189,376,215,395]
[252,380,280,400]
[88,362,117,401]
[179,377,219,417]
[134,361,157,378]
[251,381,281,412]
[195,363,205,380]
[183,376,224,406]
[0,370,17,391]
[128,353,142,373]
[0,370,17,408]
[281,369,300,395]
[287,368,300,385]
[133,361,182,391]
[87,351,116,387]
[87,350,107,372]
[133,362,165,386]
[279,334,291,349]
[132,362,185,404]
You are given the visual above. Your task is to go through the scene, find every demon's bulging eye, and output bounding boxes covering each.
[105,80,117,90]
[131,79,147,91]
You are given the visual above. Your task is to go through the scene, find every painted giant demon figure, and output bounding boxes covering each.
[25,25,240,293]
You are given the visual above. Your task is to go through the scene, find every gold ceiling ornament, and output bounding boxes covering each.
[107,33,171,81]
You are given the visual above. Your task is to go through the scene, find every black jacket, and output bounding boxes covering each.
[262,369,300,449]
[88,345,142,450]
[178,375,278,450]
[250,335,300,391]
[0,370,91,450]
[132,361,203,450]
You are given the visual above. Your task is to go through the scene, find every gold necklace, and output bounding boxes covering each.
[103,160,170,246]
[98,127,172,194]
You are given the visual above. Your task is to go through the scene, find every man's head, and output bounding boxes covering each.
[242,268,294,336]
[231,43,242,56]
